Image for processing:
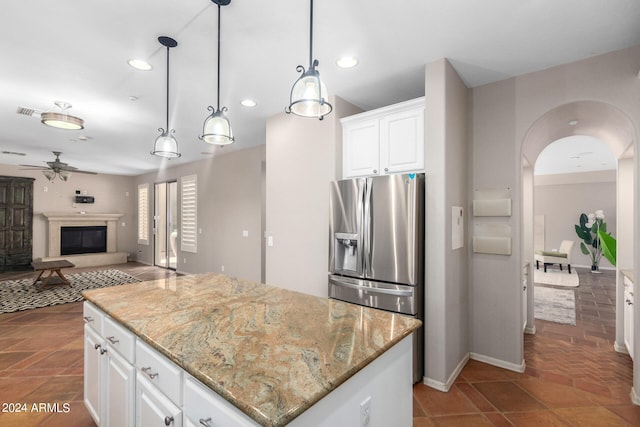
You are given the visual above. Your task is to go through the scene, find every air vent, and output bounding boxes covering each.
[16,106,42,117]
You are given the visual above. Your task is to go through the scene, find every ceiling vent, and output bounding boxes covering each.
[16,106,42,117]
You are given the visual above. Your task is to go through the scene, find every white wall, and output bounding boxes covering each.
[0,164,137,260]
[264,96,361,297]
[133,145,265,282]
[534,172,617,270]
[424,59,469,388]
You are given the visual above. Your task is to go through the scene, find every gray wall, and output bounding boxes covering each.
[264,96,361,297]
[424,59,469,388]
[0,164,137,260]
[469,45,640,372]
[134,145,265,282]
[534,171,617,270]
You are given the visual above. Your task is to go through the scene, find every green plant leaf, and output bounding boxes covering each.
[580,242,590,255]
[600,222,607,233]
[575,224,590,240]
[579,213,588,228]
[598,230,616,266]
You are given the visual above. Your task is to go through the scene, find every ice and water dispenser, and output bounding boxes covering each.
[333,232,359,273]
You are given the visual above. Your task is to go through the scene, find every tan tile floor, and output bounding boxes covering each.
[0,263,638,426]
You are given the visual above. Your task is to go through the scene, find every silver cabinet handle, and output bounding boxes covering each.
[164,416,174,426]
[627,299,633,305]
[523,285,527,291]
[94,343,101,350]
[384,167,388,172]
[106,336,119,344]
[373,169,377,174]
[83,316,94,322]
[141,367,159,379]
[100,348,108,355]
[200,418,213,427]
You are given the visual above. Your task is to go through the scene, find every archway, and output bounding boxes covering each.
[521,99,637,400]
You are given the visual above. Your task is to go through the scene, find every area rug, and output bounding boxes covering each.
[0,269,140,314]
[533,268,579,288]
[534,285,576,325]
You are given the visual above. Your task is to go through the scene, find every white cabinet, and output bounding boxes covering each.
[342,97,424,178]
[137,373,183,427]
[624,275,634,360]
[84,323,105,425]
[183,375,258,427]
[84,302,136,427]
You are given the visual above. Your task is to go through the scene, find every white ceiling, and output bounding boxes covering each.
[1,0,639,176]
[534,135,617,175]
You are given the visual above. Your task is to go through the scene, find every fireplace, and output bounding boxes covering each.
[61,226,107,255]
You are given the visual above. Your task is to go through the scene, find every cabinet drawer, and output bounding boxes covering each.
[83,301,104,334]
[183,375,258,427]
[104,316,136,364]
[136,339,182,405]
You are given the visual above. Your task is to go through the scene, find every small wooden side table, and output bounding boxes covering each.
[31,260,75,291]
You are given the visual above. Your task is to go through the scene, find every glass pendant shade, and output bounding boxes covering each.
[288,63,332,119]
[41,169,71,182]
[151,129,181,158]
[42,170,55,182]
[200,106,234,145]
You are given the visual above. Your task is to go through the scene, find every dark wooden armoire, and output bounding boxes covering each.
[0,176,35,272]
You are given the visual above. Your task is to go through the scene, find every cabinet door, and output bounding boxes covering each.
[106,348,136,427]
[625,291,634,359]
[343,119,380,178]
[84,324,104,426]
[379,107,424,174]
[136,373,182,427]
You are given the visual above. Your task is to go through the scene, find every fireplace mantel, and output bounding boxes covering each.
[43,212,124,258]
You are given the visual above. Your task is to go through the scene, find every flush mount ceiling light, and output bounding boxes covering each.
[199,0,234,146]
[286,0,332,120]
[336,56,358,68]
[240,99,257,107]
[41,101,84,130]
[127,58,153,71]
[151,36,181,158]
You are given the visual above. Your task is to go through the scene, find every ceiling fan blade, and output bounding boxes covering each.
[73,170,98,175]
[19,164,48,170]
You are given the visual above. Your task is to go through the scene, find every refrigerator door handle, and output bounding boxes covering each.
[332,279,414,297]
[363,178,373,277]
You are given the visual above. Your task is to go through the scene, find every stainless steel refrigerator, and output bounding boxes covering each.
[328,173,424,383]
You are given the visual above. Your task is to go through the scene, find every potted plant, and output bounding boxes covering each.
[574,210,616,272]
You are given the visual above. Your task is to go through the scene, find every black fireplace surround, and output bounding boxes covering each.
[60,226,107,255]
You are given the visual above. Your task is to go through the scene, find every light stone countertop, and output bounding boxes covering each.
[83,273,421,426]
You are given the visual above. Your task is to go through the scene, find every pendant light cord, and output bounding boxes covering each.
[309,0,314,68]
[217,3,221,110]
[165,45,170,130]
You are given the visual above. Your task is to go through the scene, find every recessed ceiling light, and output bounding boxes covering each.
[200,151,215,156]
[128,59,152,71]
[568,119,579,126]
[336,56,358,69]
[129,96,139,102]
[240,99,257,107]
[77,135,90,141]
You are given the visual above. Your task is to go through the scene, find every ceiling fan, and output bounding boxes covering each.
[20,151,97,182]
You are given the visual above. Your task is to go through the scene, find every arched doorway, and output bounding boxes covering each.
[521,99,637,401]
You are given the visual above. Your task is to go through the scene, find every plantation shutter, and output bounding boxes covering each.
[137,183,149,245]
[181,174,197,253]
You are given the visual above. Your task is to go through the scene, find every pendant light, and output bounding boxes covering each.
[151,36,181,158]
[286,0,332,120]
[41,101,84,130]
[199,0,234,146]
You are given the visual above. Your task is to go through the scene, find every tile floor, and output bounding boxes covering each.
[0,263,638,426]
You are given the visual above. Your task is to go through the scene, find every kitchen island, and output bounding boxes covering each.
[82,273,421,426]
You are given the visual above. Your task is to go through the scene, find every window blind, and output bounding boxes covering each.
[180,175,197,253]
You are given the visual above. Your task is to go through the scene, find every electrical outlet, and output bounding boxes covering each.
[221,265,225,272]
[360,396,371,427]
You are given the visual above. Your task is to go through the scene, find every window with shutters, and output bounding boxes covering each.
[137,183,149,245]
[180,175,197,253]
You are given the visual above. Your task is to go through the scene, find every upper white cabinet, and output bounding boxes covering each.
[342,97,424,178]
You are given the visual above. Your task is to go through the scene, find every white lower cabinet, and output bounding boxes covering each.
[624,276,634,360]
[137,373,183,427]
[84,323,105,425]
[183,375,258,427]
[106,348,136,426]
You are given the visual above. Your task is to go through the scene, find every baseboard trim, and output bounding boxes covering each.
[614,341,629,355]
[631,387,640,405]
[524,325,536,335]
[470,352,526,373]
[423,353,470,392]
